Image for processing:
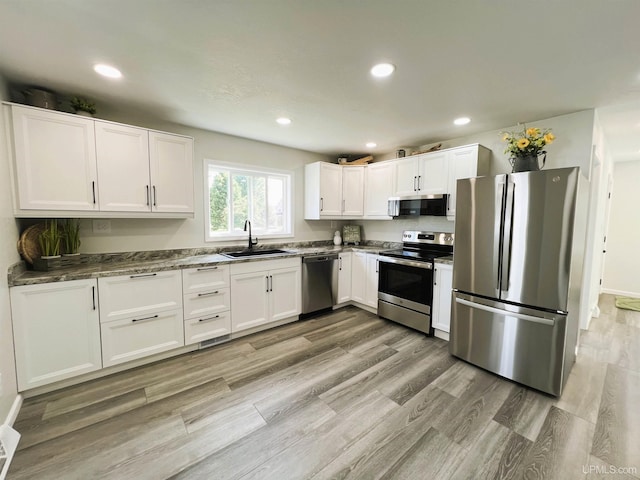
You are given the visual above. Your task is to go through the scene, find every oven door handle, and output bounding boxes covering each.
[378,256,433,270]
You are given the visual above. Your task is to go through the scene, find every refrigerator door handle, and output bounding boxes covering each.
[501,180,515,293]
[495,179,507,291]
[455,297,555,326]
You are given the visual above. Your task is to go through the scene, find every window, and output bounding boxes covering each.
[204,160,293,241]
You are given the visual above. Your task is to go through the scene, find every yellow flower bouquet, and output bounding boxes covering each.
[502,126,555,172]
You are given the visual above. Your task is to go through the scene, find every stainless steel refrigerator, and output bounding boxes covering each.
[450,167,586,396]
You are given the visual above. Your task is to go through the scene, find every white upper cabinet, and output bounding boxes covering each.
[364,162,394,218]
[5,103,194,218]
[10,104,99,211]
[149,131,194,214]
[393,152,447,196]
[446,144,491,219]
[95,121,150,212]
[305,162,364,219]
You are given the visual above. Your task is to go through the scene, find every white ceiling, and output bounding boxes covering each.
[1,0,640,161]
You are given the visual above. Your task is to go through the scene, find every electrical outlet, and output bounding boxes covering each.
[92,219,112,234]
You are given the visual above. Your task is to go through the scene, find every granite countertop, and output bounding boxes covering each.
[434,255,454,265]
[8,243,393,287]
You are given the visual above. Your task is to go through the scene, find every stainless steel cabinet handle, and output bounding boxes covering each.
[132,314,159,323]
[146,185,150,206]
[320,197,324,211]
[197,291,220,297]
[434,268,437,285]
[417,175,422,191]
[413,176,417,192]
[199,315,220,322]
[92,286,96,310]
[266,275,269,292]
[92,181,96,204]
[339,256,342,271]
[130,273,157,279]
[153,186,157,207]
[270,275,273,292]
[197,266,218,271]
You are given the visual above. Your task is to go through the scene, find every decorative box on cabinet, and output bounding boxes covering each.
[230,257,301,332]
[182,265,231,345]
[10,279,102,391]
[98,270,184,367]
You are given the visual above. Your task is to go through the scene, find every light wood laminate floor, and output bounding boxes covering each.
[7,294,640,479]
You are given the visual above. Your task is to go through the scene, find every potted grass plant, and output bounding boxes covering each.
[61,219,81,256]
[34,220,62,271]
[70,96,96,117]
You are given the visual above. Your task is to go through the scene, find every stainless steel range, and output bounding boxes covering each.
[378,231,454,334]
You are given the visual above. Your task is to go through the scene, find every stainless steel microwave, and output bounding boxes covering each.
[387,194,448,217]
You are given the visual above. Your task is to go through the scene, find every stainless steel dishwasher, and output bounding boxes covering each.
[301,253,339,315]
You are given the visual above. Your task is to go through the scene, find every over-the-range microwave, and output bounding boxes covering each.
[387,194,448,217]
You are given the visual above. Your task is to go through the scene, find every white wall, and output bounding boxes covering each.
[0,76,21,424]
[49,110,335,253]
[602,160,640,297]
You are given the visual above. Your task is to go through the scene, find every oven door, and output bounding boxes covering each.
[378,257,433,314]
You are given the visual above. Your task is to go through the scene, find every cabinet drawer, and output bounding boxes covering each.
[183,288,230,320]
[98,270,182,322]
[101,309,184,367]
[184,311,231,345]
[230,257,300,276]
[182,265,230,293]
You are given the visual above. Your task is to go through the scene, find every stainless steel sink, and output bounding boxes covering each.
[222,249,290,258]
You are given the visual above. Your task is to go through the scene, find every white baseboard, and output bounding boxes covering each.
[602,288,640,298]
[1,395,22,480]
[3,395,22,427]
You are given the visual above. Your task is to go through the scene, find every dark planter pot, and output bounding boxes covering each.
[511,153,546,173]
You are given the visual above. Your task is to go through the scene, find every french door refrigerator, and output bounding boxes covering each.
[450,167,586,396]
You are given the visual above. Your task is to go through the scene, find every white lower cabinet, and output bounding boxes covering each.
[182,265,231,345]
[101,310,184,367]
[336,252,352,303]
[351,251,379,309]
[230,258,301,333]
[10,279,102,391]
[432,262,453,333]
[98,270,184,367]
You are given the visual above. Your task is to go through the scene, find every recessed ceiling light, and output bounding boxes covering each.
[366,142,377,148]
[94,64,122,79]
[276,117,291,125]
[454,117,471,126]
[370,63,395,78]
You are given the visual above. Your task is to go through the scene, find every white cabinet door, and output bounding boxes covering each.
[393,157,419,196]
[351,251,367,304]
[98,271,182,322]
[418,151,447,195]
[337,252,352,303]
[95,121,150,212]
[365,254,380,309]
[342,166,364,216]
[184,312,231,345]
[11,105,98,211]
[446,145,480,217]
[432,263,453,333]
[319,163,343,216]
[10,279,101,390]
[269,266,302,322]
[101,309,184,367]
[230,271,270,332]
[149,131,194,213]
[365,162,394,217]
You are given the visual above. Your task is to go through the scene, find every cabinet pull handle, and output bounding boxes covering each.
[376,259,379,273]
[320,197,324,211]
[130,273,157,279]
[199,315,221,323]
[146,185,150,206]
[132,314,159,323]
[413,176,417,192]
[339,256,342,271]
[153,186,157,207]
[197,266,218,271]
[266,275,269,292]
[434,268,437,285]
[270,275,273,292]
[92,286,96,310]
[417,175,422,191]
[342,199,345,213]
[92,181,96,204]
[197,291,220,297]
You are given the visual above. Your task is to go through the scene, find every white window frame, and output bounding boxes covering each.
[203,159,294,242]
